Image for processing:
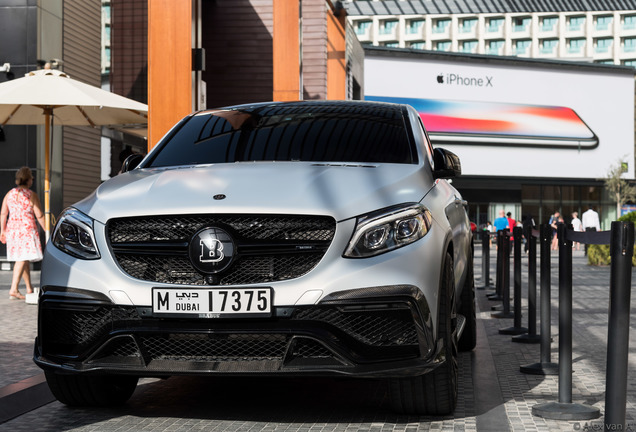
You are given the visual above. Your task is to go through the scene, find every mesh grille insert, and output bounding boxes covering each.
[140,334,289,362]
[107,214,335,285]
[42,306,141,357]
[292,338,334,359]
[294,306,419,346]
[108,215,335,243]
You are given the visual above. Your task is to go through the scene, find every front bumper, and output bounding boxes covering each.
[34,285,440,378]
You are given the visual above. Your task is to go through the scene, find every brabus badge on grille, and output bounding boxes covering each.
[189,227,235,274]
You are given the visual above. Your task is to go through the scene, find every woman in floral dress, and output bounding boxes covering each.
[0,167,45,300]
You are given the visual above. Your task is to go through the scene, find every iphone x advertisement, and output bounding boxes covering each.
[365,96,598,150]
[364,52,635,179]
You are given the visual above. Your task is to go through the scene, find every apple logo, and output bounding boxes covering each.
[437,74,444,84]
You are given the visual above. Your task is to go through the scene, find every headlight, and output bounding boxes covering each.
[344,203,433,258]
[52,208,100,260]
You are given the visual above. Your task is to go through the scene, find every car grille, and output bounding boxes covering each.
[293,306,419,346]
[106,214,336,285]
[42,306,140,348]
[40,304,420,365]
[140,333,289,362]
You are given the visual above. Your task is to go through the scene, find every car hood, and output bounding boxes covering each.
[75,162,433,223]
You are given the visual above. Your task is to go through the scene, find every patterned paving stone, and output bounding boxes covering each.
[0,271,40,389]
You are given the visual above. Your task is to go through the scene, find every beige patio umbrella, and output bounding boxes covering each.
[0,69,148,238]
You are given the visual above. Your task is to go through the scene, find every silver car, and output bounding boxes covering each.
[35,100,476,415]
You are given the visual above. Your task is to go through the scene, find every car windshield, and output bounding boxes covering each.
[145,102,416,167]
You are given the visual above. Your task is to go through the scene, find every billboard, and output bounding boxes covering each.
[364,51,635,179]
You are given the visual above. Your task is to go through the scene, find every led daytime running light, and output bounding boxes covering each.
[344,204,432,258]
[52,208,100,260]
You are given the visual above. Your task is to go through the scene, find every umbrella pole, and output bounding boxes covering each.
[44,108,52,241]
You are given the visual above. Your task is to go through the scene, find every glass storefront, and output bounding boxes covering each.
[521,184,606,228]
[458,178,614,231]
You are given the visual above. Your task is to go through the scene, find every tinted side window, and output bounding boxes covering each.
[147,104,416,167]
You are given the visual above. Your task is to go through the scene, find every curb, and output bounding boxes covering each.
[0,373,55,424]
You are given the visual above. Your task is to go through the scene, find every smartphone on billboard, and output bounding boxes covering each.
[366,96,599,150]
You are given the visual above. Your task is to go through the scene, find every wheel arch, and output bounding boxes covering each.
[434,233,455,340]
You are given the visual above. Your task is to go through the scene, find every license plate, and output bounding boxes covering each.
[152,287,272,318]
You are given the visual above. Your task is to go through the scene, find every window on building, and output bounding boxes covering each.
[623,15,636,30]
[486,39,504,55]
[434,40,451,51]
[540,16,558,32]
[595,15,613,31]
[433,18,451,34]
[407,19,424,34]
[486,17,504,32]
[540,39,558,54]
[459,18,477,33]
[105,46,111,63]
[595,60,615,64]
[380,20,398,35]
[622,59,636,67]
[355,20,372,35]
[568,38,586,54]
[382,41,399,48]
[105,24,111,41]
[409,41,426,49]
[459,40,478,53]
[595,38,613,53]
[623,37,636,53]
[514,39,531,55]
[567,16,585,31]
[512,17,531,32]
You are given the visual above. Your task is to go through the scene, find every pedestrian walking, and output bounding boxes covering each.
[582,205,600,255]
[549,211,562,251]
[571,211,583,251]
[493,210,509,232]
[0,167,45,300]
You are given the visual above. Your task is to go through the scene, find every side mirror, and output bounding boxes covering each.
[433,148,462,179]
[121,154,144,173]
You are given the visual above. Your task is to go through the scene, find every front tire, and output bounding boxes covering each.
[389,252,458,415]
[45,371,138,407]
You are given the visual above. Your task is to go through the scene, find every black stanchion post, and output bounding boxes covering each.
[532,224,600,420]
[584,227,596,256]
[488,231,504,301]
[559,223,573,403]
[478,230,490,290]
[521,225,558,373]
[604,221,634,431]
[513,228,540,344]
[539,224,554,366]
[492,229,514,319]
[500,227,527,334]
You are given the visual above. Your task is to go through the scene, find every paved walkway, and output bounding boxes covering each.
[0,270,40,389]
[1,247,636,430]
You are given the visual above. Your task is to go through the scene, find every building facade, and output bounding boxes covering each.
[346,1,636,66]
[144,0,364,148]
